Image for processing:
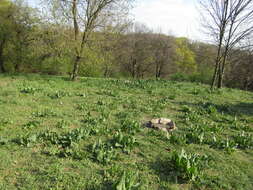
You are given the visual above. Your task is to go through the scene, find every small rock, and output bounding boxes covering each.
[159,118,172,125]
[151,118,160,124]
[146,118,177,132]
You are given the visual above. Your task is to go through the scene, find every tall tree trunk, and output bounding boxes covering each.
[243,76,249,91]
[211,0,229,90]
[131,58,136,78]
[71,56,80,81]
[0,39,6,73]
[0,53,5,73]
[158,62,164,79]
[155,62,159,79]
[71,0,80,81]
[217,63,224,88]
[218,50,228,88]
[15,47,22,73]
[104,64,109,78]
[211,46,222,89]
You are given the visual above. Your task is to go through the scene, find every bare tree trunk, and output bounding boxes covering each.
[71,0,80,81]
[15,47,22,73]
[0,53,5,73]
[203,0,229,90]
[15,62,20,73]
[131,58,136,78]
[71,56,81,81]
[211,44,222,90]
[0,39,6,73]
[103,65,109,77]
[156,62,163,79]
[243,76,249,90]
[218,50,228,88]
[155,62,159,79]
[217,62,224,88]
[211,16,227,89]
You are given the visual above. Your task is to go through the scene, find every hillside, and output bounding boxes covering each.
[0,74,252,190]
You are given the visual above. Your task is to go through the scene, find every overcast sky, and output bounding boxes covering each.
[27,0,202,40]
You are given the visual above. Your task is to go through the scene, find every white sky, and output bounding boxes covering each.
[27,0,203,40]
[132,0,202,40]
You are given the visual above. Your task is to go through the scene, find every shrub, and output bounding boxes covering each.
[170,73,189,82]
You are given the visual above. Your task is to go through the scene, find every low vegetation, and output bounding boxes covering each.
[0,74,252,189]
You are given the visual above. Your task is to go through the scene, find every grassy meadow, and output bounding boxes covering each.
[0,74,252,190]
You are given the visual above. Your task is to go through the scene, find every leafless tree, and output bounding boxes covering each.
[43,0,133,80]
[200,0,253,89]
[151,33,174,79]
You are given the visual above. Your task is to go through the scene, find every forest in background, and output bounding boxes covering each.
[0,0,253,91]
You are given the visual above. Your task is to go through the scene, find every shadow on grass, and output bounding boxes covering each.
[230,102,253,116]
[178,101,253,117]
[85,183,113,190]
[150,156,187,185]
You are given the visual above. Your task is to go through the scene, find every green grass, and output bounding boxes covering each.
[0,74,252,190]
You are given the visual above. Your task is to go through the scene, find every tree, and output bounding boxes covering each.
[32,24,74,75]
[175,38,196,74]
[0,0,14,72]
[117,23,154,79]
[227,46,253,90]
[191,42,217,84]
[151,33,175,79]
[11,0,40,72]
[0,0,41,73]
[200,0,253,89]
[43,0,133,80]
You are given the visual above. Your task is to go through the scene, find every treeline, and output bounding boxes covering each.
[0,0,252,90]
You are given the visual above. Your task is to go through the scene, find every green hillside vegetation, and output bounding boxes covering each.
[0,74,252,190]
[1,0,253,91]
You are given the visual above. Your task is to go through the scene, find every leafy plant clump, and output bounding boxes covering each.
[32,109,57,118]
[233,131,253,149]
[13,134,38,147]
[112,131,138,153]
[121,119,141,135]
[0,136,8,145]
[40,128,89,148]
[56,120,70,129]
[20,86,39,94]
[168,132,187,145]
[211,136,237,153]
[23,120,40,129]
[48,90,72,99]
[170,149,210,182]
[115,171,141,190]
[92,139,117,165]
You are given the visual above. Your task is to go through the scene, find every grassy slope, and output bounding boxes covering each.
[0,74,252,190]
